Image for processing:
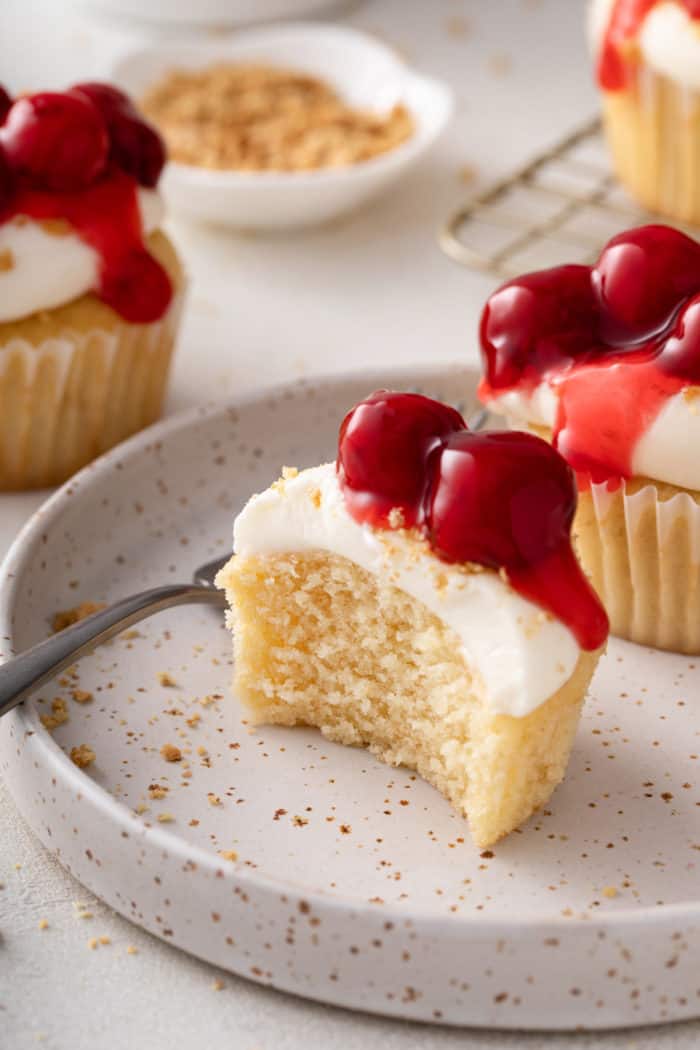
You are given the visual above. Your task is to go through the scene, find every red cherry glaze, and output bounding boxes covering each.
[0,84,171,323]
[337,391,608,651]
[0,146,15,213]
[338,391,465,527]
[6,172,172,323]
[598,1,700,90]
[0,85,12,124]
[73,83,166,188]
[479,224,700,486]
[0,92,108,192]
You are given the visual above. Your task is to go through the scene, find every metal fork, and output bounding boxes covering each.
[0,556,228,720]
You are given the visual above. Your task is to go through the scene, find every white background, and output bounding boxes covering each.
[2,0,697,1046]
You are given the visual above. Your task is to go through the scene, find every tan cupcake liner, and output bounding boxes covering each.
[575,478,700,653]
[601,65,700,224]
[0,293,183,491]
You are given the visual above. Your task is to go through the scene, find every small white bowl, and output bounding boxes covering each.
[111,24,454,230]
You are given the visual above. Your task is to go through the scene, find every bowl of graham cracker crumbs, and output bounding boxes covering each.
[112,24,453,229]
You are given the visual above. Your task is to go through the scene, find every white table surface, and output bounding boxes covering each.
[1,1,698,1046]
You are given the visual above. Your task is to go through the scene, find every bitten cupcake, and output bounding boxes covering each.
[0,82,184,490]
[479,223,700,654]
[590,0,700,224]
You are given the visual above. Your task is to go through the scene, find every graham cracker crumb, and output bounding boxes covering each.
[40,697,69,731]
[141,65,414,173]
[40,218,72,237]
[160,743,182,763]
[99,935,111,945]
[87,937,98,950]
[0,249,14,272]
[126,945,138,955]
[219,850,238,861]
[602,885,618,899]
[212,979,225,991]
[157,672,177,688]
[446,14,471,37]
[148,784,168,800]
[52,602,105,633]
[70,743,96,769]
[387,507,405,529]
[38,918,49,930]
[207,793,222,806]
[186,713,201,727]
[71,688,93,704]
[488,52,513,76]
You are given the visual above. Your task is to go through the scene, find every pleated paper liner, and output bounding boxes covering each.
[575,476,700,653]
[0,230,184,491]
[601,65,700,225]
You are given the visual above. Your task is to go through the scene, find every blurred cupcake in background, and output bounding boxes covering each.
[590,0,700,224]
[0,82,184,490]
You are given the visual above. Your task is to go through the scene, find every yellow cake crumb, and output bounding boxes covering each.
[160,743,182,763]
[126,945,138,955]
[157,672,177,688]
[38,918,48,930]
[52,602,105,633]
[40,697,69,731]
[157,812,174,823]
[71,689,93,704]
[70,744,96,769]
[602,885,618,899]
[148,784,168,800]
[219,850,238,862]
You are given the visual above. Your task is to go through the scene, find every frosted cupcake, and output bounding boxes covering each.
[479,223,700,653]
[217,391,608,847]
[0,82,184,490]
[590,0,700,224]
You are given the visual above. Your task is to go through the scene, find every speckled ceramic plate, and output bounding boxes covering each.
[1,365,699,1031]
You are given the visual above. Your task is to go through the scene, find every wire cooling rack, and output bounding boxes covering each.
[439,117,698,278]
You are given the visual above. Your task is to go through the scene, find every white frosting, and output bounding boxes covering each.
[232,463,581,718]
[590,0,700,90]
[487,382,700,490]
[0,189,164,323]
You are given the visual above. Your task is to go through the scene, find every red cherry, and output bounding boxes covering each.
[0,92,108,191]
[108,110,165,187]
[72,82,165,187]
[71,82,132,119]
[337,391,464,527]
[657,294,700,384]
[592,224,700,345]
[0,85,12,124]
[428,430,576,570]
[0,144,15,212]
[99,246,172,324]
[480,264,597,391]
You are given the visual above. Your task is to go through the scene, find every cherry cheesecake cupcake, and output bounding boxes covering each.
[590,0,700,224]
[479,223,700,653]
[217,391,608,847]
[0,82,184,489]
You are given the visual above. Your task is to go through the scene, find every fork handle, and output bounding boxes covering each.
[0,584,225,720]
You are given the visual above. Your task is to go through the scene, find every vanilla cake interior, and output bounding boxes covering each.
[218,548,599,848]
